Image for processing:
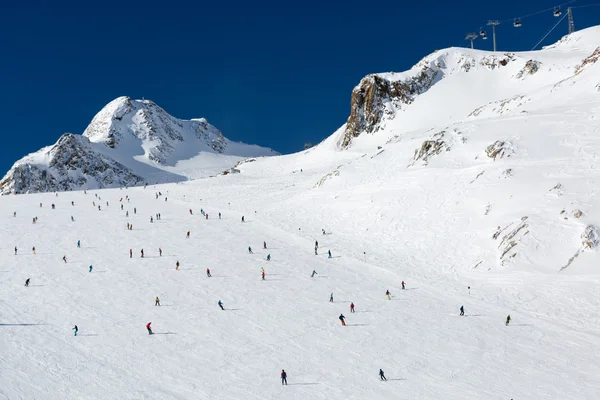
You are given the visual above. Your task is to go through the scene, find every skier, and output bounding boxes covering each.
[72,201,74,206]
[32,247,36,254]
[460,306,464,316]
[77,240,80,248]
[206,268,211,277]
[129,249,133,258]
[189,209,193,215]
[73,325,78,336]
[218,300,224,310]
[25,278,30,287]
[186,231,190,239]
[281,369,288,385]
[266,254,271,261]
[263,241,267,249]
[121,204,123,210]
[218,212,221,219]
[176,261,180,270]
[248,246,253,254]
[241,216,245,222]
[126,211,129,217]
[339,314,346,326]
[141,249,144,258]
[13,211,16,217]
[98,205,101,211]
[506,314,511,326]
[350,302,355,313]
[159,248,163,256]
[155,297,160,306]
[71,216,75,222]
[386,290,391,300]
[134,208,137,214]
[146,322,153,335]
[379,369,387,381]
[63,256,67,263]
[328,250,332,259]
[315,240,318,249]
[330,293,334,302]
[205,214,208,219]
[14,246,17,255]
[150,216,153,223]
[402,281,405,290]
[311,270,317,278]
[89,265,93,273]
[322,229,326,235]
[262,270,265,280]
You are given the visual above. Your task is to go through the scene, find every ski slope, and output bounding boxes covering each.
[3,27,600,399]
[1,180,599,400]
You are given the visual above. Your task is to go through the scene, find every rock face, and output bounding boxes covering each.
[339,65,439,148]
[83,97,229,165]
[0,96,276,194]
[0,134,146,194]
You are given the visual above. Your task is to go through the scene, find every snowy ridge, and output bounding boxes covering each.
[0,97,277,194]
[340,26,600,150]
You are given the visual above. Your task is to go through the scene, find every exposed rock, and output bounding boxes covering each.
[485,204,492,215]
[468,95,529,119]
[470,170,485,184]
[493,217,530,266]
[549,183,563,196]
[515,60,541,78]
[479,53,515,70]
[410,130,449,166]
[575,47,600,75]
[0,134,146,194]
[340,67,439,148]
[581,225,600,249]
[573,209,583,218]
[485,140,514,160]
[314,170,340,188]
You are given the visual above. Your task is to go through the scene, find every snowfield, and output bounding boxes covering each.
[2,27,600,399]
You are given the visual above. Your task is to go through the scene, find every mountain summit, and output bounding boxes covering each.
[0,97,277,194]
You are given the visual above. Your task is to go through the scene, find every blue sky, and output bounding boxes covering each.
[1,0,598,172]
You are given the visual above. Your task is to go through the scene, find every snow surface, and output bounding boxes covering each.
[2,27,600,399]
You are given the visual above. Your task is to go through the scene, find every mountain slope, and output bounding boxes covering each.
[2,27,600,400]
[0,97,277,194]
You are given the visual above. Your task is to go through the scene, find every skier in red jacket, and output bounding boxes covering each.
[146,322,153,335]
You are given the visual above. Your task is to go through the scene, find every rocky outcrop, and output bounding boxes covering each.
[515,60,541,78]
[339,66,439,148]
[479,53,515,70]
[485,140,514,160]
[0,134,146,194]
[493,216,530,266]
[581,225,600,249]
[575,47,600,75]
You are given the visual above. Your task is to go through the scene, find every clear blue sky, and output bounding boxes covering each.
[1,0,598,172]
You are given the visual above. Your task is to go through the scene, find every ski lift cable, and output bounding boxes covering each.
[531,11,569,50]
[509,0,576,22]
[571,1,600,8]
[470,0,576,37]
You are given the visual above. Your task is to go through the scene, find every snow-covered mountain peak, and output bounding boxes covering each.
[1,98,276,194]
